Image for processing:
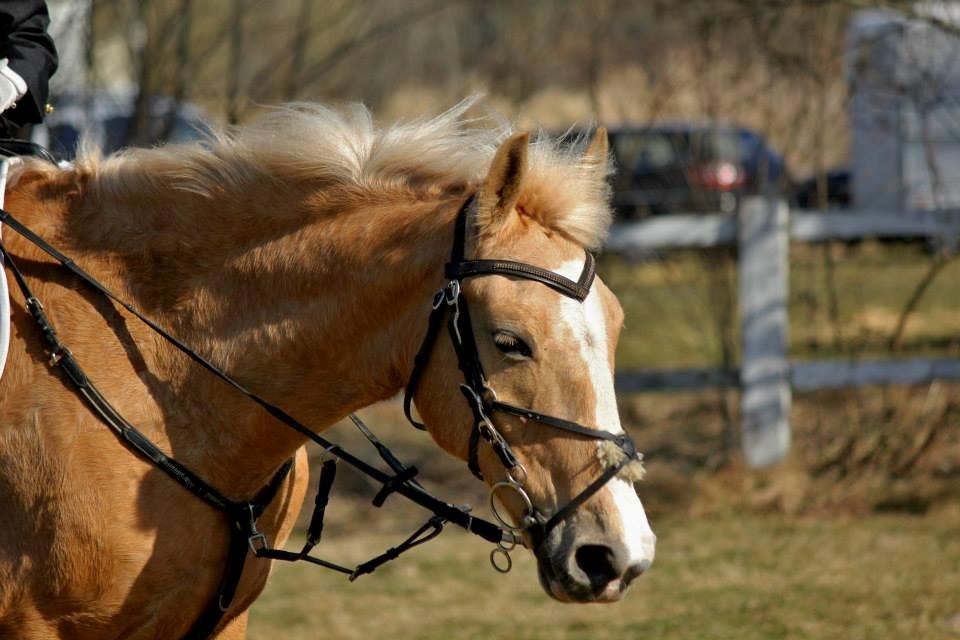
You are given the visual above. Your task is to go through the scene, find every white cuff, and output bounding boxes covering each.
[0,59,27,99]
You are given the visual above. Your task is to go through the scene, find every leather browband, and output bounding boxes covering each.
[444,252,596,302]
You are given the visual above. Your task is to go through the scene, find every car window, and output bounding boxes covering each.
[712,130,741,162]
[638,134,678,168]
[613,131,682,170]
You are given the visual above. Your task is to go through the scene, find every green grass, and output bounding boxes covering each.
[603,242,960,370]
[248,511,960,639]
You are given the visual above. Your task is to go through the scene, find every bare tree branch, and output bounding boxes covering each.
[292,0,455,97]
[226,0,245,124]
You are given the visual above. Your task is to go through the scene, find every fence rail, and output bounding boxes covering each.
[607,208,960,252]
[614,357,960,393]
[607,197,960,467]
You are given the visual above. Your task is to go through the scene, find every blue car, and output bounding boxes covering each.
[607,124,788,218]
[36,91,212,160]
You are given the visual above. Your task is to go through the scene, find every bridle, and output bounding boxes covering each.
[0,182,641,637]
[404,195,642,569]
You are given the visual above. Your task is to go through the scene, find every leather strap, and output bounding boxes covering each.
[184,460,293,639]
[0,207,504,546]
[408,195,641,550]
[493,401,632,445]
[0,204,511,639]
[182,523,252,639]
[445,253,595,301]
[0,243,240,514]
[534,462,624,543]
[403,298,447,430]
[403,195,476,429]
[250,421,464,582]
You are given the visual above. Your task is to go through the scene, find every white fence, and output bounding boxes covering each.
[607,197,960,468]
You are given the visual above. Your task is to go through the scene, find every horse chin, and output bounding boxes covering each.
[536,558,575,603]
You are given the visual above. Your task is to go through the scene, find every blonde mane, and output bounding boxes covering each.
[73,98,614,249]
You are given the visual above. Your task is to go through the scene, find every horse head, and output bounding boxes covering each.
[412,130,656,603]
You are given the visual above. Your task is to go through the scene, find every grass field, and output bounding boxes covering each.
[244,382,960,639]
[248,510,960,639]
[604,242,960,370]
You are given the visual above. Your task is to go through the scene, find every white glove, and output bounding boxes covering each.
[0,59,27,115]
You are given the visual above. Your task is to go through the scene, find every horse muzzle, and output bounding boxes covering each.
[534,519,655,603]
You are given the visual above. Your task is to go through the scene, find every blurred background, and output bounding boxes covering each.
[39,0,960,638]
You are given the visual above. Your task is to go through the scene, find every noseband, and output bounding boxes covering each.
[404,195,642,570]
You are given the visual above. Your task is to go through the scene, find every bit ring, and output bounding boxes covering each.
[490,547,513,573]
[489,480,534,533]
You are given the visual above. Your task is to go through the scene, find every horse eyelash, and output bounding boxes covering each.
[493,330,533,358]
[494,333,519,347]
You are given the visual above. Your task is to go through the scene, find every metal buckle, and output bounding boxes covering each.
[244,503,266,555]
[443,280,463,344]
[248,532,267,555]
[49,346,70,367]
[444,280,460,305]
[459,384,496,435]
[433,280,460,311]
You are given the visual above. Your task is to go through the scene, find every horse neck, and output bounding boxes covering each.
[67,170,462,495]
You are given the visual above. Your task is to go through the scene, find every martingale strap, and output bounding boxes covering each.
[0,207,503,543]
[1,240,294,639]
[0,205,507,640]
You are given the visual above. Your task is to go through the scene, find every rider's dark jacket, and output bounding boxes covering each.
[0,0,58,135]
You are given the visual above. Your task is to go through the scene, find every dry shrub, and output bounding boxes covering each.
[626,383,960,517]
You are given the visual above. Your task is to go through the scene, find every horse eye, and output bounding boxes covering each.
[492,330,533,359]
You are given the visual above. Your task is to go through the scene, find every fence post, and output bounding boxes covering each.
[738,196,791,467]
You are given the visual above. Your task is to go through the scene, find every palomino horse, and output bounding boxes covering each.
[0,102,656,638]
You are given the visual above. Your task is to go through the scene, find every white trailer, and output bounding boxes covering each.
[848,4,960,212]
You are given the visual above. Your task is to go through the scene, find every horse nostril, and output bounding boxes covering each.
[574,544,620,588]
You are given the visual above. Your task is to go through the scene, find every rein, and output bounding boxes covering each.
[0,188,641,637]
[0,200,503,639]
[404,196,642,566]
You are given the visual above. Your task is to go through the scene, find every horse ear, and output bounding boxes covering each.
[584,126,609,175]
[475,132,529,235]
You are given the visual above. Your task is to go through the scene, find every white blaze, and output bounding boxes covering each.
[554,258,656,566]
